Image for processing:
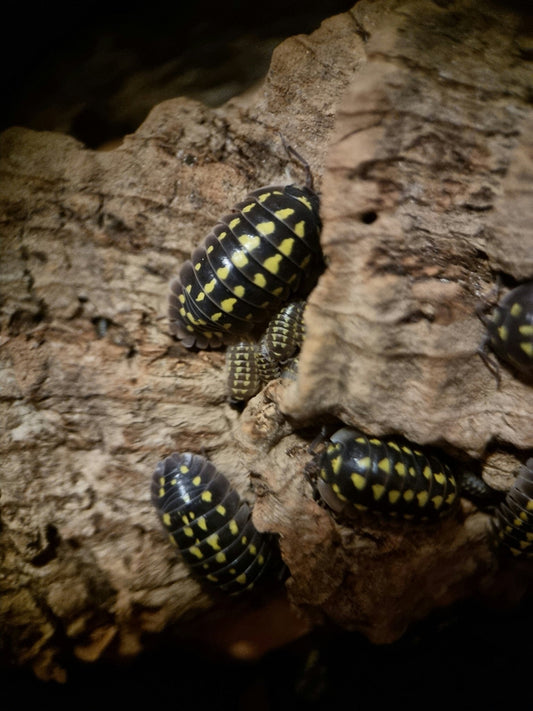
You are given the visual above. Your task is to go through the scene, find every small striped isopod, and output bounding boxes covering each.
[226,299,306,404]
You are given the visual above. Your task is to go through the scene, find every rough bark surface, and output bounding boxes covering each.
[1,0,532,682]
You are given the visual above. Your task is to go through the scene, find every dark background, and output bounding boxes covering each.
[2,596,533,709]
[2,0,532,706]
[2,0,354,146]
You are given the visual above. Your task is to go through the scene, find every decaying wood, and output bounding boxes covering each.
[1,0,532,682]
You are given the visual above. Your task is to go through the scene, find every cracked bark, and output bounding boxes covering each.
[1,0,532,682]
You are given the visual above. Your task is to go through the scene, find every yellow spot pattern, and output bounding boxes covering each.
[294,221,305,238]
[279,238,294,257]
[498,324,508,341]
[221,297,237,313]
[395,462,406,476]
[253,273,267,288]
[372,484,385,500]
[206,533,221,551]
[231,251,249,268]
[417,491,429,507]
[358,457,371,470]
[263,253,283,273]
[238,234,261,251]
[332,483,348,501]
[378,458,391,474]
[275,207,294,220]
[331,455,342,475]
[351,472,366,490]
[256,221,276,236]
[297,195,312,210]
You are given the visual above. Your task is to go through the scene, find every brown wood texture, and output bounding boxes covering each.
[1,0,532,682]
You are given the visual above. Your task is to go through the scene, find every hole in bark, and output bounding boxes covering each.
[30,524,61,567]
[361,210,378,224]
[8,307,46,335]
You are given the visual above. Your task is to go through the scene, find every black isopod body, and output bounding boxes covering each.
[314,428,503,520]
[151,452,274,593]
[315,428,460,520]
[493,459,533,558]
[478,281,533,382]
[169,181,322,349]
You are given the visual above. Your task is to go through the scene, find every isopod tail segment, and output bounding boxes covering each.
[493,458,533,558]
[476,279,533,387]
[308,427,505,522]
[168,142,323,349]
[151,452,282,594]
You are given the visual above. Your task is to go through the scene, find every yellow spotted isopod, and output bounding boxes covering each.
[151,452,275,593]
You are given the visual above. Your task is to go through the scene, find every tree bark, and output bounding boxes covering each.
[1,0,532,682]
